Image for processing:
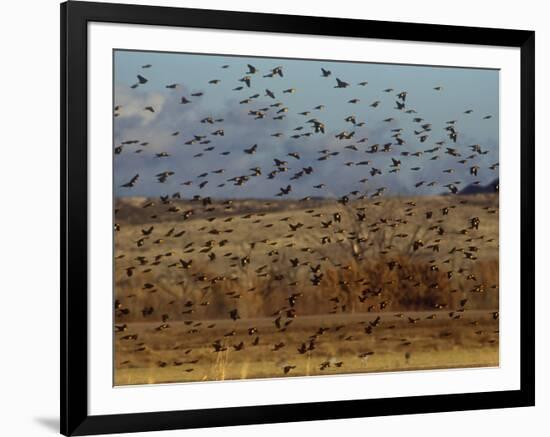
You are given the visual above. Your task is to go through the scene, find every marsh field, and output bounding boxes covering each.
[114,193,499,386]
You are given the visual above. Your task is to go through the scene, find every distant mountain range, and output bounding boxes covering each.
[460,178,499,195]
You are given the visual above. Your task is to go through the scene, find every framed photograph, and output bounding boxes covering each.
[61,1,535,435]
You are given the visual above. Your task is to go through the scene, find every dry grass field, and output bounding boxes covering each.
[114,193,499,385]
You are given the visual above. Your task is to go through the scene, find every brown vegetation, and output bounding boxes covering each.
[114,193,499,384]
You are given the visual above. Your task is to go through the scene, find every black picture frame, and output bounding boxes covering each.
[61,1,535,435]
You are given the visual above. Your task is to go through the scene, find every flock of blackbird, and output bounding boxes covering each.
[114,57,499,380]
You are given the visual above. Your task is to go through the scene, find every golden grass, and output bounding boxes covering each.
[114,312,499,385]
[113,193,499,384]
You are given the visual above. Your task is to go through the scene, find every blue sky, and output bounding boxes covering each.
[113,49,499,199]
